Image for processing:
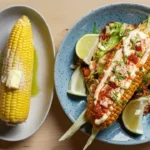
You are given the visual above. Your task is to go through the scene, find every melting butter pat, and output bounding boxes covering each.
[6,70,23,89]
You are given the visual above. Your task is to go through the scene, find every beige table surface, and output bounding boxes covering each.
[0,0,150,150]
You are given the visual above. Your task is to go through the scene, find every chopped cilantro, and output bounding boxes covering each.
[131,36,138,45]
[117,101,127,106]
[112,66,126,81]
[85,81,91,93]
[112,92,119,101]
[123,55,127,64]
[136,85,143,92]
[123,29,132,37]
[114,60,124,66]
[106,25,111,34]
[93,98,96,101]
[93,22,100,34]
[115,73,126,81]
[105,80,109,84]
[95,66,104,74]
[136,52,143,57]
[122,101,127,106]
[119,84,127,90]
[117,101,122,106]
[112,66,117,74]
[127,71,131,76]
[146,71,150,78]
[109,22,122,35]
[143,71,150,84]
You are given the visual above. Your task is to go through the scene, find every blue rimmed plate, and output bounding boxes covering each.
[55,3,150,145]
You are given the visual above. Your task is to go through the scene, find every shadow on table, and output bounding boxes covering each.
[50,91,150,150]
[0,140,23,149]
[0,122,32,149]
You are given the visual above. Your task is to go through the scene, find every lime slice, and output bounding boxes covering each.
[67,66,86,96]
[76,34,99,64]
[122,96,150,134]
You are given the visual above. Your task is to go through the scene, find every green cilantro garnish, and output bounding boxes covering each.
[136,85,143,92]
[105,80,109,84]
[127,71,131,76]
[95,66,104,74]
[136,52,143,58]
[112,66,126,81]
[115,73,126,81]
[112,92,119,101]
[123,55,127,64]
[131,36,138,45]
[117,101,127,106]
[143,71,150,84]
[114,60,124,66]
[93,22,100,34]
[121,101,127,106]
[112,66,116,74]
[117,101,122,106]
[119,84,127,90]
[122,29,132,37]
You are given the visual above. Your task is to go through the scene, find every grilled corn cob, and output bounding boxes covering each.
[0,16,34,125]
[83,26,150,149]
[86,28,150,129]
[86,57,150,129]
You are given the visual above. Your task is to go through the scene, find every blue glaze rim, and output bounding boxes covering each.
[54,2,150,145]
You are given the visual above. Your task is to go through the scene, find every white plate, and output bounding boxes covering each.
[0,5,55,141]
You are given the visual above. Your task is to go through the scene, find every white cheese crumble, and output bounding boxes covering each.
[89,61,95,71]
[123,29,147,57]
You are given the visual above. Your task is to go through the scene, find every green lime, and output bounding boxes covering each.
[76,34,99,64]
[122,96,150,134]
[67,67,86,96]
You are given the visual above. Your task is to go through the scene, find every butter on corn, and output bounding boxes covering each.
[6,70,23,89]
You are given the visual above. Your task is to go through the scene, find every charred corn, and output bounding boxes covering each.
[86,27,150,129]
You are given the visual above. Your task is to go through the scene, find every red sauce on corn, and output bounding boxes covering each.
[108,81,118,88]
[135,45,142,52]
[82,68,90,77]
[93,104,103,118]
[128,54,138,64]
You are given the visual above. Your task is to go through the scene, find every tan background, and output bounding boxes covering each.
[0,0,150,150]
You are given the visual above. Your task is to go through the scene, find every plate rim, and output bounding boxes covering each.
[0,5,55,141]
[55,2,150,145]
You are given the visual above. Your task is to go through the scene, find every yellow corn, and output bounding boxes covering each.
[0,16,34,124]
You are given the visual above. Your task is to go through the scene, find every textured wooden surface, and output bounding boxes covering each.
[0,0,150,150]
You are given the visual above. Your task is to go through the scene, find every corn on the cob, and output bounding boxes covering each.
[0,16,34,125]
[86,29,150,129]
[86,56,150,129]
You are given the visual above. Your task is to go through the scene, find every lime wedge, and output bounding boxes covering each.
[67,66,86,96]
[122,96,150,134]
[76,34,99,64]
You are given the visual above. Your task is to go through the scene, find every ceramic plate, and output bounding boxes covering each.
[0,5,55,141]
[55,3,150,145]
